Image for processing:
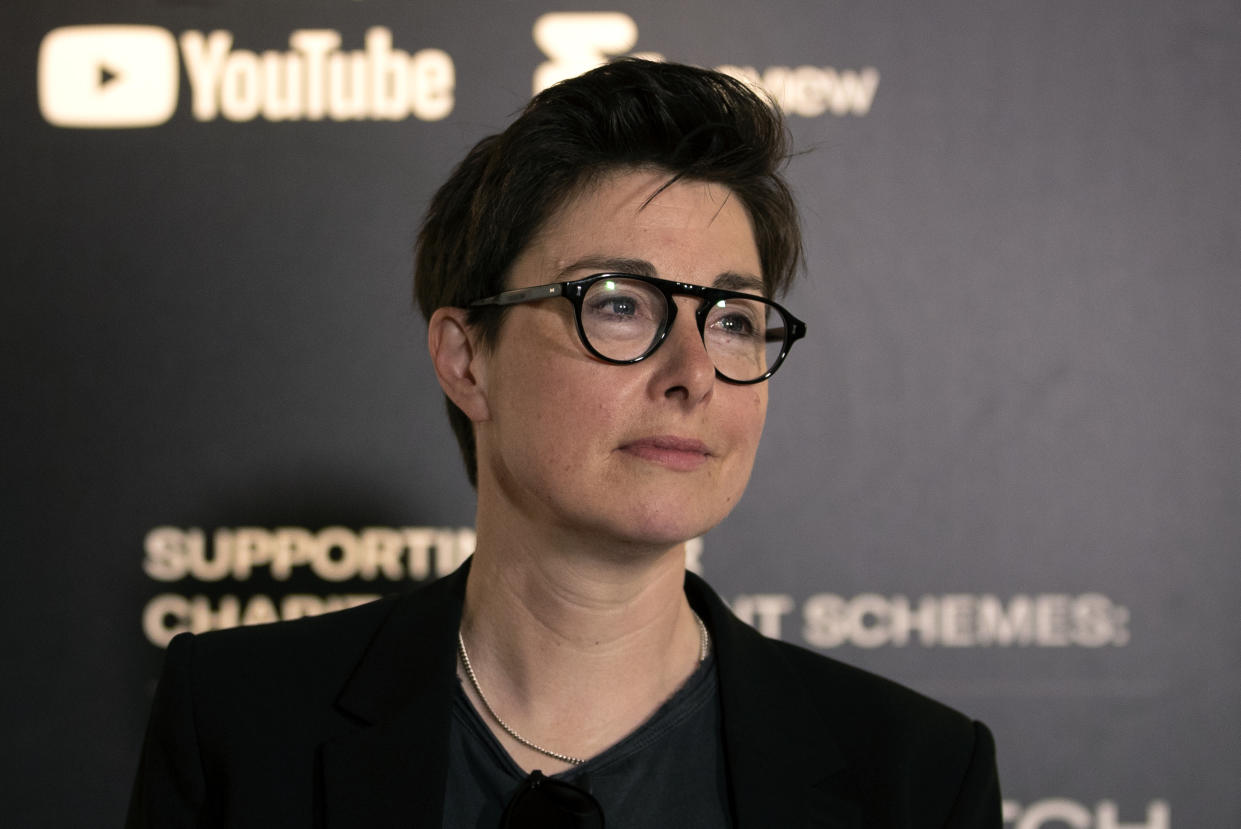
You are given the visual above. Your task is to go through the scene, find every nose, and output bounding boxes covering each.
[650,297,716,403]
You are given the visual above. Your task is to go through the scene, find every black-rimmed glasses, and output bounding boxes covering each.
[500,770,605,828]
[471,273,807,384]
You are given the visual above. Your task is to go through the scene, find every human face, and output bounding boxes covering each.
[473,168,768,550]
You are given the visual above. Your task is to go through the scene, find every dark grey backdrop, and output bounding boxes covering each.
[3,1,1238,826]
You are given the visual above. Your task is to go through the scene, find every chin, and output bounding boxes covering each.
[610,493,739,550]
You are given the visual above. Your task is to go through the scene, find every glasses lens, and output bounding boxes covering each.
[703,297,787,382]
[580,277,667,361]
[500,772,605,829]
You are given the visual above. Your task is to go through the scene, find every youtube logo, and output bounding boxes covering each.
[38,26,179,128]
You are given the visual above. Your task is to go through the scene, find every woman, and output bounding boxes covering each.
[129,59,1001,827]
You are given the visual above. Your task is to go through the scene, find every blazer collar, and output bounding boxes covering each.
[687,572,856,828]
[318,562,855,828]
[319,561,470,828]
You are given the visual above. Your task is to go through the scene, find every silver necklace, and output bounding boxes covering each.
[457,611,711,767]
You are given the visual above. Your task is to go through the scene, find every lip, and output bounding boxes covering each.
[619,435,712,471]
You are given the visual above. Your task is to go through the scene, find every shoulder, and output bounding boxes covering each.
[182,592,401,680]
[689,574,1000,824]
[178,564,466,689]
[691,572,981,754]
[129,570,468,826]
[164,566,463,729]
[765,635,986,764]
[735,636,1000,825]
[155,594,401,745]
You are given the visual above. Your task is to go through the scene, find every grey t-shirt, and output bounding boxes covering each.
[442,653,733,827]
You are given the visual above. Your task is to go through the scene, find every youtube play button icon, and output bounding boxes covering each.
[38,25,179,128]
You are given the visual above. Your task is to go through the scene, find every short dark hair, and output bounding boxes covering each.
[414,58,803,487]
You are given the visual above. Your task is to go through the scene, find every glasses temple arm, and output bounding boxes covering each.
[470,283,566,307]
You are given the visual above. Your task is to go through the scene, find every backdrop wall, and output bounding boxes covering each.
[3,1,1238,826]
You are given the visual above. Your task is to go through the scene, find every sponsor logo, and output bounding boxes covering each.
[532,12,657,92]
[39,26,454,127]
[181,27,453,122]
[732,592,1130,647]
[38,25,179,128]
[532,12,880,117]
[1003,799,1170,829]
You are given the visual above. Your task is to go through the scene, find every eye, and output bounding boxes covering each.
[706,299,764,340]
[582,278,664,325]
[715,312,756,336]
[590,294,641,318]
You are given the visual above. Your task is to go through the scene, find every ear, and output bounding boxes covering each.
[427,307,491,423]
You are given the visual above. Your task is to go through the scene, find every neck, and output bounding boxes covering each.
[462,529,696,685]
[458,517,703,771]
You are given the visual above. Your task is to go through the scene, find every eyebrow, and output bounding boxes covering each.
[556,257,767,295]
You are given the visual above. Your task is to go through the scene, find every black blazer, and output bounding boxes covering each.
[127,563,1001,827]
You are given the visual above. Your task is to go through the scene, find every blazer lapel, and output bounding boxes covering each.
[316,565,859,828]
[319,563,470,829]
[687,573,859,829]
